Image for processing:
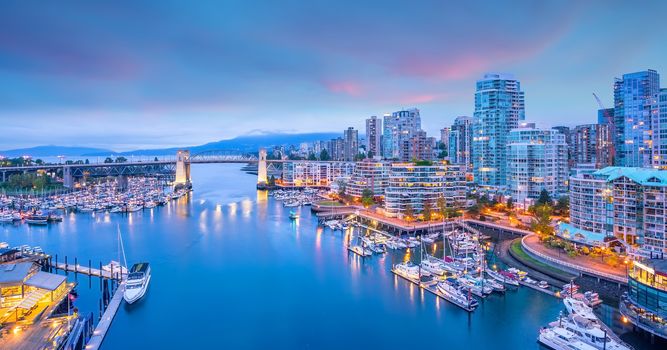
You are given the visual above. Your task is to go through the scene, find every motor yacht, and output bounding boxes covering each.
[538,326,598,350]
[393,262,421,281]
[551,314,634,350]
[564,297,598,323]
[124,262,151,304]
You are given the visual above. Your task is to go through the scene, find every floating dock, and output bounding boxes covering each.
[50,262,126,280]
[85,282,125,350]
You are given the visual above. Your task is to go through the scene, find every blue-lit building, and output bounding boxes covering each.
[613,70,660,167]
[472,73,525,188]
[382,108,421,160]
[621,259,667,340]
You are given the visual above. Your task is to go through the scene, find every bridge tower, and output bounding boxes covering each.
[174,150,191,188]
[63,166,73,188]
[257,148,268,187]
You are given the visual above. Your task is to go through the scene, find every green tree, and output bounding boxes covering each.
[437,196,447,218]
[555,196,569,215]
[404,203,414,220]
[319,149,330,161]
[361,188,374,207]
[423,200,433,221]
[506,197,514,210]
[308,153,317,161]
[104,157,114,163]
[115,156,128,163]
[530,204,554,236]
[154,157,159,162]
[85,159,90,164]
[437,150,447,159]
[536,189,553,206]
[367,150,374,159]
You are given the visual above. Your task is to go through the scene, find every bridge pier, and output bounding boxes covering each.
[1,171,5,183]
[174,150,191,189]
[63,166,73,188]
[257,148,268,188]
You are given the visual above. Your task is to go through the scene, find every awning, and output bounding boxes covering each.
[25,271,66,291]
[17,288,48,310]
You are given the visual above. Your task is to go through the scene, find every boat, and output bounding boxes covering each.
[552,314,634,350]
[0,242,8,249]
[289,211,299,220]
[484,278,505,292]
[349,244,372,257]
[102,260,128,276]
[486,269,519,286]
[437,281,479,310]
[25,214,48,225]
[110,206,123,213]
[393,262,421,281]
[538,326,598,350]
[561,282,580,297]
[580,291,603,308]
[420,259,447,276]
[123,262,151,304]
[538,281,549,289]
[0,214,13,223]
[563,297,598,323]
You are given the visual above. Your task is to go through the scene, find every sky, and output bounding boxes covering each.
[1,0,666,151]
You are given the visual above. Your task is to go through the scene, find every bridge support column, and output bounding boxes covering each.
[257,148,268,188]
[117,175,128,191]
[174,150,191,189]
[1,171,5,183]
[63,166,73,188]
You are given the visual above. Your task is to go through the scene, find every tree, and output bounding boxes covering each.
[154,157,159,162]
[85,159,90,164]
[530,204,554,236]
[437,150,447,159]
[115,156,128,163]
[308,153,317,161]
[361,188,374,208]
[319,149,330,161]
[467,204,480,216]
[506,197,514,210]
[555,196,569,215]
[404,203,414,220]
[423,200,433,221]
[536,189,553,206]
[354,153,365,161]
[104,157,114,163]
[336,178,347,197]
[367,150,374,159]
[437,196,447,218]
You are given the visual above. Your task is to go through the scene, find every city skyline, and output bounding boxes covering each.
[2,1,667,150]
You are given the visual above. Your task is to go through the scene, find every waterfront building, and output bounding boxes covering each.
[651,88,667,169]
[384,162,465,218]
[347,160,390,199]
[281,161,355,187]
[561,167,667,255]
[343,127,359,162]
[401,130,435,162]
[0,259,68,311]
[572,123,613,169]
[365,116,382,158]
[448,116,475,173]
[620,259,667,340]
[613,70,660,167]
[506,124,568,205]
[472,73,525,188]
[383,108,421,160]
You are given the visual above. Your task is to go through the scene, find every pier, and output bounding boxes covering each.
[86,282,125,350]
[391,269,476,313]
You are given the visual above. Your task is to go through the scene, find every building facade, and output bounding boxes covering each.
[346,160,390,198]
[506,125,568,204]
[384,162,465,218]
[343,127,359,162]
[448,116,475,172]
[401,130,434,162]
[281,161,355,187]
[613,70,660,167]
[382,109,421,160]
[472,73,525,188]
[365,116,382,159]
[572,123,613,169]
[651,88,667,169]
[620,259,667,341]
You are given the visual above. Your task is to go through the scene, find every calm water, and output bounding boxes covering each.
[0,164,651,349]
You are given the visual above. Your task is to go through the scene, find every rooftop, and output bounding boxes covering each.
[0,262,35,284]
[594,166,667,186]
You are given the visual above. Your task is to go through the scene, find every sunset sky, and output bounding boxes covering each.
[1,0,666,150]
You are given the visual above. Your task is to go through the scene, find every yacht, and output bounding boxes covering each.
[393,262,421,281]
[420,259,447,276]
[486,269,519,286]
[437,281,479,310]
[538,326,598,350]
[124,262,151,304]
[25,214,48,225]
[102,260,128,276]
[538,281,550,289]
[348,244,372,257]
[289,211,299,220]
[0,214,13,223]
[553,314,634,350]
[564,297,598,322]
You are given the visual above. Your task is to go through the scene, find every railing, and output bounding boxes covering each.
[521,234,628,284]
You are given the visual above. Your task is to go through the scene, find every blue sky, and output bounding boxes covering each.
[1,0,666,151]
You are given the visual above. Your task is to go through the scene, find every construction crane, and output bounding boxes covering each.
[593,92,616,162]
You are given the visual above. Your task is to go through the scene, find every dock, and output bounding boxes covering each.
[519,279,557,297]
[50,262,126,280]
[86,282,125,350]
[391,269,476,312]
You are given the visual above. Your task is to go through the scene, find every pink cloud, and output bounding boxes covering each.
[323,80,364,97]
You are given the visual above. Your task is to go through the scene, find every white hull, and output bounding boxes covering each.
[124,274,151,304]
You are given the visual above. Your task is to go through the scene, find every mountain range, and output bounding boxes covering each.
[0,132,342,157]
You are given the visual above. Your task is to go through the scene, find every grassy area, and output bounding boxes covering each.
[316,200,344,207]
[509,239,572,278]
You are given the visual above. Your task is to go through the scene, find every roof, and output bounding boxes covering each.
[0,248,19,256]
[0,262,35,284]
[594,166,667,187]
[130,262,150,274]
[25,271,66,291]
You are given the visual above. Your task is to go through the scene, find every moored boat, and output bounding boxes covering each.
[124,262,151,304]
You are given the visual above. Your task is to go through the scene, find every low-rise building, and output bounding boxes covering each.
[347,160,390,198]
[281,161,355,187]
[620,259,667,340]
[384,162,465,218]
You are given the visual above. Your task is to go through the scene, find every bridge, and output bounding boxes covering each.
[0,149,275,188]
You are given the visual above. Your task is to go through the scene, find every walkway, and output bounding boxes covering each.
[86,282,125,350]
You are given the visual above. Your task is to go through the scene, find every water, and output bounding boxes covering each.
[0,164,654,349]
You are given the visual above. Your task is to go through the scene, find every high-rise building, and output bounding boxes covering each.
[597,108,614,125]
[365,116,382,158]
[506,124,568,205]
[343,127,359,162]
[384,162,466,218]
[472,73,525,188]
[382,108,421,160]
[440,127,450,153]
[327,137,344,161]
[571,124,613,169]
[651,88,667,169]
[552,126,573,167]
[448,116,475,173]
[613,70,660,167]
[401,130,434,162]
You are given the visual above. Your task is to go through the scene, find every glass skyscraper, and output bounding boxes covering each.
[472,73,525,187]
[382,108,421,160]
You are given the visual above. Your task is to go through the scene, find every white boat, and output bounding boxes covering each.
[486,269,519,286]
[436,281,479,310]
[124,262,151,304]
[102,260,128,275]
[564,297,598,323]
[0,242,8,249]
[420,259,446,276]
[110,206,123,213]
[349,244,372,257]
[393,262,421,281]
[552,314,634,350]
[538,281,549,289]
[0,214,13,223]
[538,326,598,350]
